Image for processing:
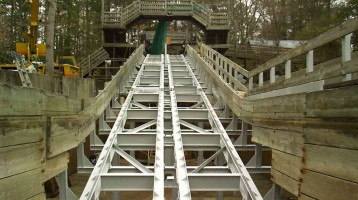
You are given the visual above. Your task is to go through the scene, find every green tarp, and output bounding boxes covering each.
[150,21,168,55]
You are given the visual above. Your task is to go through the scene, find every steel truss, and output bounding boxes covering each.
[79,53,268,199]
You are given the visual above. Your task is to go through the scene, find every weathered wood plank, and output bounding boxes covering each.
[271,168,299,196]
[0,85,82,116]
[300,169,358,200]
[0,168,43,200]
[251,112,305,120]
[50,114,92,137]
[48,130,78,157]
[0,117,44,147]
[78,119,96,142]
[252,126,304,156]
[306,85,358,117]
[42,152,69,182]
[0,142,43,179]
[47,119,95,158]
[62,76,96,98]
[342,53,358,74]
[50,115,82,137]
[27,192,46,200]
[247,78,285,96]
[253,93,306,113]
[1,70,59,92]
[251,118,304,133]
[298,194,317,200]
[304,120,358,149]
[303,144,358,183]
[272,149,302,181]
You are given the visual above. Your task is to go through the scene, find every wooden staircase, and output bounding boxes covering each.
[78,47,110,77]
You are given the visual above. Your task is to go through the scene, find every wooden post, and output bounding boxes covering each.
[259,72,263,87]
[306,50,314,73]
[270,67,275,83]
[285,60,291,79]
[342,33,352,62]
[249,77,253,90]
[342,33,352,80]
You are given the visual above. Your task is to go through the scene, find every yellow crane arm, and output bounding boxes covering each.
[29,0,40,55]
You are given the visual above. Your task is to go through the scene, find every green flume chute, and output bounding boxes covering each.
[150,21,168,55]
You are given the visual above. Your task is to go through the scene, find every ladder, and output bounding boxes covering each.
[11,52,33,88]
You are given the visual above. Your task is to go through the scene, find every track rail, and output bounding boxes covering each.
[80,51,264,199]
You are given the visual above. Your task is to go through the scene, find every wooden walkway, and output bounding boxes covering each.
[102,0,228,30]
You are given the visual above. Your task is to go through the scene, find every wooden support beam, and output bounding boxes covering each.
[300,169,358,200]
[0,142,43,179]
[303,144,358,183]
[42,152,69,182]
[0,168,44,200]
[0,117,44,147]
[272,150,301,181]
[252,126,304,157]
[304,122,358,149]
[306,85,358,117]
[271,168,299,196]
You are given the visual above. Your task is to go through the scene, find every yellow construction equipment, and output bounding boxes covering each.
[0,0,80,77]
[16,0,41,61]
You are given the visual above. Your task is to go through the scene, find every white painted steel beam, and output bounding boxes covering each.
[107,166,271,174]
[80,56,152,200]
[182,54,263,200]
[81,53,266,200]
[100,173,241,191]
[153,57,165,199]
[168,54,192,199]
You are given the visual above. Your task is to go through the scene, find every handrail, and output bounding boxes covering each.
[102,0,228,28]
[200,43,249,77]
[193,19,358,95]
[249,18,358,78]
[187,43,248,92]
[247,18,358,90]
[145,31,190,43]
[78,47,110,77]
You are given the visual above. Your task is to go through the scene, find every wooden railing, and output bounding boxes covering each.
[102,0,228,28]
[145,31,190,44]
[189,18,358,95]
[78,47,110,77]
[247,18,358,92]
[187,43,249,92]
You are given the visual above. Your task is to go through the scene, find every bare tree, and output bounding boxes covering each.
[45,0,57,76]
[230,0,262,45]
[257,0,289,47]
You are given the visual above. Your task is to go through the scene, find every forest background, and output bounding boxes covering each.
[0,0,356,63]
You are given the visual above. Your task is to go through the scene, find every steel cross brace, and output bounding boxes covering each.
[80,57,148,199]
[182,54,263,200]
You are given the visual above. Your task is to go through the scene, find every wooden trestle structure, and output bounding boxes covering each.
[0,2,357,200]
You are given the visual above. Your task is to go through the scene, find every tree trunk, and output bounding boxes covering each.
[45,0,57,76]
